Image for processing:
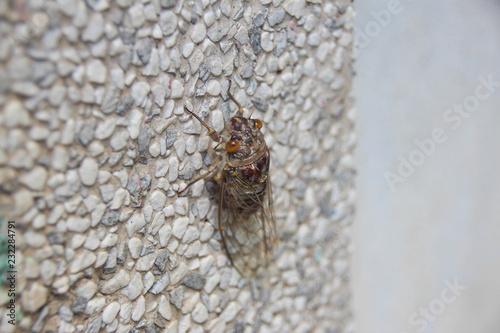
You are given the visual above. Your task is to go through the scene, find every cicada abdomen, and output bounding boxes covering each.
[181,79,277,277]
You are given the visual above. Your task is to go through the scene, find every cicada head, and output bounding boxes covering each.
[225,116,265,161]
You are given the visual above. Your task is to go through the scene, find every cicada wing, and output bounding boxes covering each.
[218,175,277,278]
[264,174,278,256]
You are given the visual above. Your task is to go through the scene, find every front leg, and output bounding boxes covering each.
[179,155,221,194]
[184,107,222,145]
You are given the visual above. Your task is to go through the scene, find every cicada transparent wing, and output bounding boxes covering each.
[218,173,277,278]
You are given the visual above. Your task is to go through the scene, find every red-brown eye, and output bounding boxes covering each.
[254,119,262,129]
[225,140,239,153]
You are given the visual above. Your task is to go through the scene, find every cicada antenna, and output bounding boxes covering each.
[226,79,244,117]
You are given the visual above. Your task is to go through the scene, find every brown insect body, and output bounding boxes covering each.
[224,116,270,215]
[182,80,277,277]
[219,114,276,277]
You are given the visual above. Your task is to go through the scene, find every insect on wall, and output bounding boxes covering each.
[180,79,278,278]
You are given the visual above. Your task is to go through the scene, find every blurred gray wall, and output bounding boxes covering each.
[352,0,500,332]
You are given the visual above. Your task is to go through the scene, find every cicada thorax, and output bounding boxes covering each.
[222,115,270,216]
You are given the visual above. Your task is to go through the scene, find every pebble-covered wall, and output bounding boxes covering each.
[0,0,356,332]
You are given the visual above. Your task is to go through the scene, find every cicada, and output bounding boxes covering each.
[181,79,277,277]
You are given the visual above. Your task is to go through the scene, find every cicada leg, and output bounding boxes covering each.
[179,155,221,194]
[183,106,222,145]
[180,106,225,194]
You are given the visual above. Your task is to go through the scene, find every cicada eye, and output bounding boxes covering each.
[225,140,240,153]
[254,119,263,129]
